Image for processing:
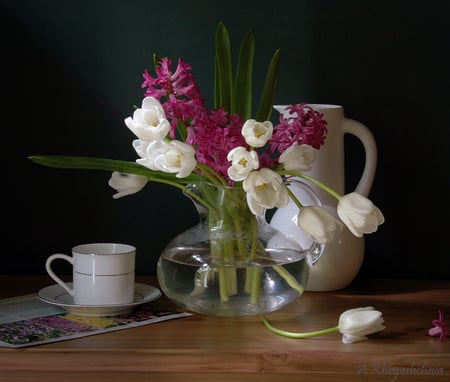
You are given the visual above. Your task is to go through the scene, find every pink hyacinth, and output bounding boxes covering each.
[187,109,246,180]
[270,103,327,153]
[139,57,329,183]
[428,309,449,342]
[142,57,205,138]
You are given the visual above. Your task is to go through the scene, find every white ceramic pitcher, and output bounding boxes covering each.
[270,104,377,291]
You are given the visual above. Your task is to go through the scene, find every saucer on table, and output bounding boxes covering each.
[37,282,162,317]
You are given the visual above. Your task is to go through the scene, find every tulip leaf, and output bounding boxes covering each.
[255,48,281,122]
[153,53,161,68]
[28,155,200,184]
[214,22,233,112]
[233,30,254,119]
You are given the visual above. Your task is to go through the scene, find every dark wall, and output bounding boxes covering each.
[2,0,449,278]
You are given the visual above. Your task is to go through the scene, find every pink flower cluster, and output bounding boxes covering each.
[141,57,327,181]
[428,309,449,342]
[142,57,204,135]
[272,104,328,151]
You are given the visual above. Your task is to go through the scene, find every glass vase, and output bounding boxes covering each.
[156,182,319,317]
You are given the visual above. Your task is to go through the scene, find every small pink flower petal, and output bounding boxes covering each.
[427,309,449,342]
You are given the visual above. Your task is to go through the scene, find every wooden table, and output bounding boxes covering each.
[0,276,449,382]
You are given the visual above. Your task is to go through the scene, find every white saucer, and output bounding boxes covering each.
[37,283,162,317]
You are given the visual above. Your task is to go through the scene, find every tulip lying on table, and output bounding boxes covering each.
[263,306,385,344]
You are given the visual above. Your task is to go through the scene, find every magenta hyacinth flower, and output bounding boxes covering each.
[428,310,449,342]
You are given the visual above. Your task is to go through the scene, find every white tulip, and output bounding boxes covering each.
[226,146,259,181]
[338,307,385,344]
[279,143,317,172]
[297,205,343,244]
[263,306,385,344]
[133,139,169,170]
[153,140,197,178]
[124,96,171,141]
[337,192,385,237]
[241,119,273,147]
[243,168,288,215]
[108,172,147,199]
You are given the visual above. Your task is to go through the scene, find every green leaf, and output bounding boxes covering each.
[214,58,220,109]
[214,22,233,112]
[255,48,281,122]
[28,155,200,184]
[153,53,161,68]
[234,31,254,120]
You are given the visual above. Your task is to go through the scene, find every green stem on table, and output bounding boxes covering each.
[262,317,340,338]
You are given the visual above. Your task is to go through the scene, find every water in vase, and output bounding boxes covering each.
[157,247,309,317]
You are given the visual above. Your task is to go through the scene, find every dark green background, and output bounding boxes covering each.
[2,0,449,279]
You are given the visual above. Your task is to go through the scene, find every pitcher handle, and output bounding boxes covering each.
[342,119,377,197]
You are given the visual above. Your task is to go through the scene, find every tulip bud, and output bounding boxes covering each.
[338,306,385,343]
[108,172,147,199]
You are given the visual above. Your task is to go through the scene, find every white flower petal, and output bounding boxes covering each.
[227,146,259,181]
[246,192,265,215]
[297,205,342,244]
[337,193,384,237]
[279,144,317,172]
[342,334,368,344]
[243,168,288,215]
[241,119,273,147]
[108,172,147,199]
[338,307,385,343]
[124,97,170,141]
[153,140,197,178]
[133,139,169,171]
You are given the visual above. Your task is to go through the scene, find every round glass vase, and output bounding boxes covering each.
[157,182,315,317]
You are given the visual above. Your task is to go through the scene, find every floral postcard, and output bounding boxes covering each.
[0,293,191,348]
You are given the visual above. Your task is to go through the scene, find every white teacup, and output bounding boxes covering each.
[45,243,136,306]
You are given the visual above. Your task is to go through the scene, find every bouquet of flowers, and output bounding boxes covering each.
[30,23,384,315]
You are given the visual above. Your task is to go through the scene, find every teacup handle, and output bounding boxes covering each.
[45,254,75,296]
[342,119,377,197]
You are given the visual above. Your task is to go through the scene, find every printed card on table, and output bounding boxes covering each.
[0,294,191,348]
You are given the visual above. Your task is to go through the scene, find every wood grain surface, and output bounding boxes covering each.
[1,275,449,381]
